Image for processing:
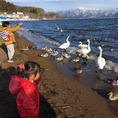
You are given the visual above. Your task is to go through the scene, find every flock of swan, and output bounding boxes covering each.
[40,35,106,70]
[39,25,118,101]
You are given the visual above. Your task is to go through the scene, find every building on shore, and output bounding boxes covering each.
[0,12,30,20]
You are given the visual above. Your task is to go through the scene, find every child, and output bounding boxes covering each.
[0,21,23,63]
[9,61,42,118]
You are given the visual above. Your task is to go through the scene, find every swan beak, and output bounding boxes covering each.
[108,92,112,95]
[68,35,70,38]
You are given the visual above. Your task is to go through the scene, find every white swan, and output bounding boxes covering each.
[78,40,90,48]
[96,46,106,70]
[77,40,91,56]
[59,35,70,49]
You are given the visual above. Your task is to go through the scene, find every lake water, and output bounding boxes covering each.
[11,18,118,72]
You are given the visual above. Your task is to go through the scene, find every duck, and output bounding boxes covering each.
[109,87,118,101]
[59,35,70,50]
[76,69,83,74]
[21,47,29,51]
[78,40,89,48]
[40,53,49,58]
[50,50,59,56]
[62,52,71,59]
[46,48,53,52]
[41,46,47,51]
[110,48,114,52]
[72,56,80,63]
[55,24,60,30]
[96,46,106,70]
[112,80,118,86]
[77,39,91,56]
[56,55,64,61]
[55,24,63,33]
[60,28,63,33]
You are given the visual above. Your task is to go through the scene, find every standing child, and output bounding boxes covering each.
[0,21,23,62]
[9,61,42,118]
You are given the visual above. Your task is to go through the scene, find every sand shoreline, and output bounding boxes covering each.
[0,32,117,118]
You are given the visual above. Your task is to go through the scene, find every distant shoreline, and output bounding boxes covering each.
[0,17,117,22]
[0,19,39,22]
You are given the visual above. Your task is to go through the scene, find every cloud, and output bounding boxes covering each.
[6,0,39,3]
[44,0,73,1]
[6,0,26,2]
[42,0,75,3]
[6,0,73,2]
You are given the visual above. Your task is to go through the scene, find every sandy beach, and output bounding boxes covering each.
[0,33,117,118]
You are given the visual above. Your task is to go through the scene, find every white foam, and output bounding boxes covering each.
[18,29,60,49]
[20,28,29,32]
[105,60,115,70]
[66,47,78,54]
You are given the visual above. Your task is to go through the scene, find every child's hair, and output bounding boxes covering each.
[17,61,41,79]
[2,21,10,27]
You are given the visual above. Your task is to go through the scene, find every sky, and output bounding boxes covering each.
[6,0,118,12]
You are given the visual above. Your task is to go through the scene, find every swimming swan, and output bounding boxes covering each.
[77,40,91,56]
[59,35,70,49]
[78,40,90,48]
[96,46,106,70]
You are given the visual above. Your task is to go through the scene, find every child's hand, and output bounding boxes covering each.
[19,22,23,26]
[34,73,40,80]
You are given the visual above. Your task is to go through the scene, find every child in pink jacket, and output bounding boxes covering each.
[9,61,42,118]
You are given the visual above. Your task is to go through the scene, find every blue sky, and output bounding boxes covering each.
[6,0,118,12]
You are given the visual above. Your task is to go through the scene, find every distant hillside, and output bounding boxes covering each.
[58,8,118,18]
[16,6,63,19]
[0,0,63,19]
[0,0,17,13]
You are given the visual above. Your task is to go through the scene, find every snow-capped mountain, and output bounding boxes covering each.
[58,8,118,18]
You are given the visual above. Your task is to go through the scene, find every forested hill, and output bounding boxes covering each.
[0,0,63,19]
[0,0,17,13]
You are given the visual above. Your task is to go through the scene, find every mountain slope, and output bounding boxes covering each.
[58,8,118,18]
[0,0,17,13]
[0,0,63,19]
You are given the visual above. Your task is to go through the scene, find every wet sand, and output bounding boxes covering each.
[0,33,117,118]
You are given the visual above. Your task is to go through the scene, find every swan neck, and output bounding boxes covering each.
[66,37,70,43]
[66,38,69,43]
[87,41,90,49]
[99,48,102,58]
